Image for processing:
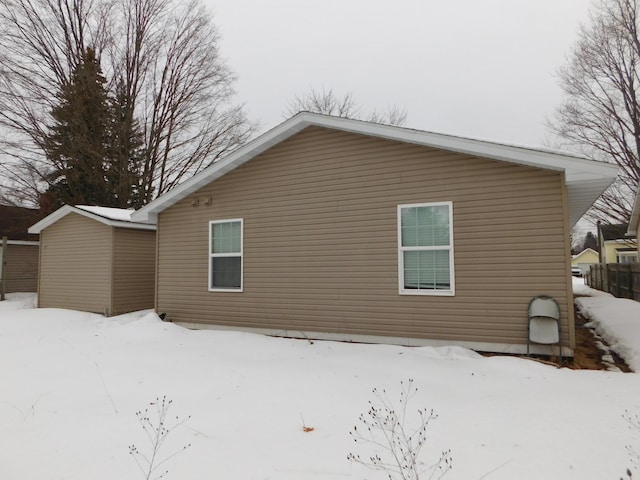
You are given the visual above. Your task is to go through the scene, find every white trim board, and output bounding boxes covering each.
[3,240,40,246]
[29,205,156,234]
[133,112,618,227]
[172,321,574,357]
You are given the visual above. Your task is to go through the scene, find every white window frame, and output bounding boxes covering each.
[617,251,638,264]
[209,218,243,292]
[397,202,455,296]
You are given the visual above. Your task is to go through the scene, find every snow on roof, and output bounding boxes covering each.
[75,205,135,222]
[132,112,619,227]
[28,205,156,234]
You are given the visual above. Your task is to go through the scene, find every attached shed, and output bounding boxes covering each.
[29,205,156,315]
[133,113,618,356]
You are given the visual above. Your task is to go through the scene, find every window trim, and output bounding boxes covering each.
[616,251,638,264]
[397,202,455,296]
[208,218,243,292]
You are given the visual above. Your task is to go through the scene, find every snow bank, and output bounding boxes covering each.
[575,295,640,372]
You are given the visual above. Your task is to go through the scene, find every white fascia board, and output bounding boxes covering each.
[132,112,619,224]
[572,248,598,261]
[29,205,156,234]
[4,240,40,246]
[305,114,618,182]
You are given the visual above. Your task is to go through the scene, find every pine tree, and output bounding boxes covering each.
[107,78,144,208]
[583,231,598,252]
[43,47,113,207]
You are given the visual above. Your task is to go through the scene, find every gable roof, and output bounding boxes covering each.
[28,205,156,234]
[599,223,634,241]
[572,248,598,261]
[132,112,619,226]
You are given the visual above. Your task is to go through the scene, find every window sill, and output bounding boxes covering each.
[399,289,455,296]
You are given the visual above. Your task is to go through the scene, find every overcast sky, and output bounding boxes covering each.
[205,0,593,149]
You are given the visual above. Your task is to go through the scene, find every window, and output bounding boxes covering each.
[398,202,454,295]
[617,251,638,264]
[209,219,243,291]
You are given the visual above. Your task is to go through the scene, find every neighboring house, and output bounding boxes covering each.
[0,204,42,293]
[597,222,638,264]
[28,205,156,315]
[132,113,617,356]
[571,248,599,275]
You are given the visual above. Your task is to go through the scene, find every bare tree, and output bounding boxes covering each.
[287,87,407,126]
[0,0,252,208]
[548,0,640,223]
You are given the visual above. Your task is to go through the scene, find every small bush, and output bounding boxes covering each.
[128,395,191,480]
[347,379,452,480]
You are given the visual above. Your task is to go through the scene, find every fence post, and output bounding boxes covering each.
[0,236,6,301]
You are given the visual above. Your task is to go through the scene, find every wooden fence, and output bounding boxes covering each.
[586,263,640,301]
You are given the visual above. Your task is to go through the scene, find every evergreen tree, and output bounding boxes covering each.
[107,77,144,208]
[43,47,113,207]
[583,231,598,252]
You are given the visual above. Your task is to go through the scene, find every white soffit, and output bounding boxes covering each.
[132,112,618,227]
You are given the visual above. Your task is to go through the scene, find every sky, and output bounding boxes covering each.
[204,0,594,148]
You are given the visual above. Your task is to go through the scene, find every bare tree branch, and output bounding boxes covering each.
[548,0,640,223]
[286,86,407,126]
[0,0,252,208]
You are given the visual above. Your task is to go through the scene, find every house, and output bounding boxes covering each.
[0,204,42,293]
[597,222,638,264]
[28,205,156,315]
[132,113,617,356]
[571,248,599,275]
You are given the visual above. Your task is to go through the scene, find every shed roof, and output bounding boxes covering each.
[132,112,619,226]
[28,205,156,234]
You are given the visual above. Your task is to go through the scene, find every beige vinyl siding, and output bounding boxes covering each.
[39,213,112,313]
[2,244,39,293]
[157,126,574,349]
[112,228,156,315]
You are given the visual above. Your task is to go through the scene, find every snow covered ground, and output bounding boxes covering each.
[2,285,640,480]
[574,277,640,372]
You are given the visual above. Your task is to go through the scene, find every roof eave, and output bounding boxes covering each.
[29,205,157,233]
